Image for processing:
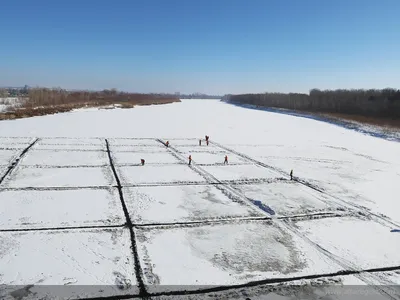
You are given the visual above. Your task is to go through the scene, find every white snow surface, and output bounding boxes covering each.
[236,181,339,216]
[0,228,138,297]
[39,137,104,144]
[295,217,400,269]
[177,151,247,165]
[117,164,208,185]
[33,143,105,151]
[112,151,180,165]
[123,185,262,224]
[0,188,124,229]
[2,166,115,188]
[0,149,19,165]
[107,138,161,147]
[0,99,400,295]
[136,221,342,292]
[201,164,279,181]
[20,149,108,166]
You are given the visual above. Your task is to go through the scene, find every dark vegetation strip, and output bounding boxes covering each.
[223,89,400,119]
[1,88,180,120]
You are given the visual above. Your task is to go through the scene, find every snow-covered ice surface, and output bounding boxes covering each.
[136,221,342,292]
[123,185,262,224]
[2,166,115,188]
[112,151,180,165]
[107,138,161,147]
[34,143,105,151]
[0,99,399,298]
[20,149,108,166]
[178,151,247,165]
[0,149,19,165]
[201,164,279,181]
[0,188,124,229]
[235,181,339,217]
[374,271,400,284]
[0,228,139,298]
[34,137,105,151]
[174,143,223,152]
[110,145,166,152]
[0,137,32,149]
[40,137,104,145]
[117,164,208,185]
[294,216,400,270]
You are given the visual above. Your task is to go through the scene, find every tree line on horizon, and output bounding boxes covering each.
[0,86,221,100]
[17,88,180,107]
[222,88,400,118]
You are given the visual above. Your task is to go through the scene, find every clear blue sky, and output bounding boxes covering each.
[1,0,399,95]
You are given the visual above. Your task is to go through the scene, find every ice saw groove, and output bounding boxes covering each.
[0,138,39,185]
[105,139,148,297]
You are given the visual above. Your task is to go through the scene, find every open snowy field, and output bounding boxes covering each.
[0,99,399,299]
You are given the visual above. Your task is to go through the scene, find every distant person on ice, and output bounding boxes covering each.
[205,135,209,146]
[165,141,169,147]
[141,159,145,166]
[188,155,192,165]
[199,139,202,146]
[290,169,293,180]
[224,155,228,164]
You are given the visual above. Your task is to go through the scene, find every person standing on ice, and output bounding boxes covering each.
[205,135,209,146]
[141,159,145,166]
[165,141,169,147]
[199,139,202,146]
[224,155,228,164]
[188,155,192,165]
[290,169,293,180]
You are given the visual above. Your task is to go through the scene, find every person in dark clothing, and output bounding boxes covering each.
[141,159,145,166]
[188,155,192,165]
[165,141,169,147]
[224,155,228,164]
[199,139,202,146]
[290,169,293,180]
